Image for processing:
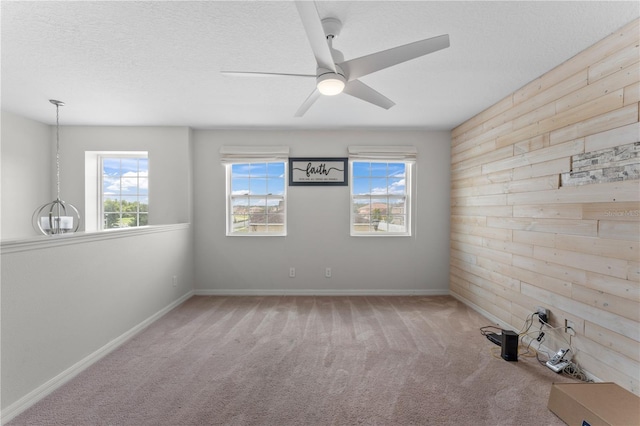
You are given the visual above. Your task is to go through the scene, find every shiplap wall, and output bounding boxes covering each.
[450,18,639,395]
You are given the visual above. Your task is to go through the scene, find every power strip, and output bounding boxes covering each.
[546,360,570,373]
[546,348,571,373]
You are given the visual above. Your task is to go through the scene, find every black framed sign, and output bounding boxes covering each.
[289,157,348,186]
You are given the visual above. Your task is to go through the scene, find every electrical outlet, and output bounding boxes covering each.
[289,267,295,278]
[325,267,331,278]
[564,319,575,333]
[172,276,178,287]
[536,306,549,324]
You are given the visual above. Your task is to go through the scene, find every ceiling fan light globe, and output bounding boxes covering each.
[317,73,346,96]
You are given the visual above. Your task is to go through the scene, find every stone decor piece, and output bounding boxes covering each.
[561,141,639,186]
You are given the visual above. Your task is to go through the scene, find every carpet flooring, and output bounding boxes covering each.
[8,296,573,425]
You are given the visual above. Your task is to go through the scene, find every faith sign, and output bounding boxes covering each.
[289,158,348,186]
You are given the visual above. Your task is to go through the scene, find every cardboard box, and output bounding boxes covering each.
[548,382,640,426]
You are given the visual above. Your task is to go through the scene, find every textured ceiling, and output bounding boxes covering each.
[2,1,638,130]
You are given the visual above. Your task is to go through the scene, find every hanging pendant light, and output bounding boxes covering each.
[32,100,81,235]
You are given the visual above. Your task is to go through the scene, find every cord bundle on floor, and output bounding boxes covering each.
[479,311,593,383]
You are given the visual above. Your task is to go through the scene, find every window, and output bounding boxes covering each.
[222,146,288,236]
[349,146,416,236]
[85,151,148,232]
[101,156,148,229]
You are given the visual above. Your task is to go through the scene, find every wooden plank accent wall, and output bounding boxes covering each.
[450,18,640,395]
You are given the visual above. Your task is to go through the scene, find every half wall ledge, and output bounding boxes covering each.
[1,223,191,254]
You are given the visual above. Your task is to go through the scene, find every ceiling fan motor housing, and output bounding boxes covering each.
[316,65,346,96]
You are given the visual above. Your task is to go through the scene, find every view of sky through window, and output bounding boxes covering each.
[103,157,149,203]
[352,162,406,195]
[231,162,285,204]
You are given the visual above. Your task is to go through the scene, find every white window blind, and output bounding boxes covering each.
[348,146,417,162]
[220,146,289,164]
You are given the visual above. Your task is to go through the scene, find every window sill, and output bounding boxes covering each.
[1,223,190,254]
[351,233,411,237]
[226,233,287,237]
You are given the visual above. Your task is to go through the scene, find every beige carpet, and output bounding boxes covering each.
[9,296,573,425]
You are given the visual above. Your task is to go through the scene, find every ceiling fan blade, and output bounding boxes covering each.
[294,88,321,117]
[343,80,395,110]
[221,71,315,78]
[340,34,450,81]
[295,1,336,72]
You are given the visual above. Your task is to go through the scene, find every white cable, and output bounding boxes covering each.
[562,361,592,382]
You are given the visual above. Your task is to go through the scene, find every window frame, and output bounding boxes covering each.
[349,159,413,237]
[225,160,288,237]
[85,151,149,232]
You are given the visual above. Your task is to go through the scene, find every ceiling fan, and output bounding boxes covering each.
[222,1,450,117]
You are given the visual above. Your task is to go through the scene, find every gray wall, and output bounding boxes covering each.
[59,125,193,229]
[1,119,193,240]
[1,110,52,240]
[193,129,451,294]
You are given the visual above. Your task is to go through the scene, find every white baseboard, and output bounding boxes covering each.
[1,291,195,425]
[194,288,450,296]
